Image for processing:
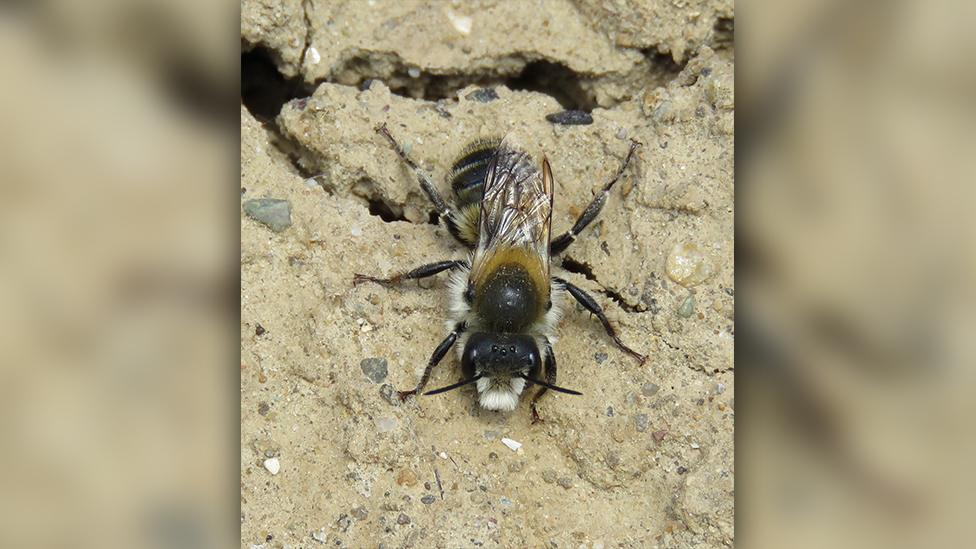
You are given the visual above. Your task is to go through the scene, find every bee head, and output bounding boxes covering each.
[461,332,539,411]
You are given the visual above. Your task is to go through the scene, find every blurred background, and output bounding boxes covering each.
[0,1,237,548]
[0,0,973,548]
[739,0,975,547]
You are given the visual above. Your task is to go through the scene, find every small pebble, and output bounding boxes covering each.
[594,352,608,364]
[642,383,660,397]
[396,513,411,525]
[350,226,363,237]
[507,461,523,473]
[375,416,397,433]
[306,46,321,64]
[351,506,368,520]
[714,382,726,395]
[666,242,713,287]
[546,110,593,125]
[396,469,418,487]
[677,466,688,475]
[263,457,280,475]
[257,402,270,416]
[379,384,400,407]
[312,529,327,543]
[606,406,614,417]
[446,10,473,34]
[634,413,650,432]
[420,495,436,505]
[466,87,499,102]
[243,198,292,232]
[360,358,388,384]
[652,429,668,442]
[304,177,320,189]
[557,477,573,489]
[499,497,513,507]
[359,79,375,91]
[541,470,557,484]
[500,438,522,452]
[677,295,695,318]
[407,67,421,78]
[255,323,266,336]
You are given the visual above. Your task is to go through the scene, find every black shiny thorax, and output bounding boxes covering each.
[474,262,542,333]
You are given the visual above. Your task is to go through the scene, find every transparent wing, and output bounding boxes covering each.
[469,138,553,284]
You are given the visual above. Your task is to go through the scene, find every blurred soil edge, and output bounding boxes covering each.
[241,1,733,548]
[0,2,239,549]
[738,1,976,548]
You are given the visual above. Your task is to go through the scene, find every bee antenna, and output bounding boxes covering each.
[518,374,583,396]
[423,375,484,396]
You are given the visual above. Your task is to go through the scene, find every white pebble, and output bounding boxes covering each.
[304,177,319,188]
[446,10,473,34]
[306,46,320,65]
[263,457,280,475]
[501,437,522,452]
[350,226,362,237]
[666,242,713,287]
[407,67,421,78]
[311,528,327,543]
[375,416,398,433]
[439,452,448,459]
[691,442,700,449]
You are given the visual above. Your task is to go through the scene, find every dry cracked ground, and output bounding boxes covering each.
[241,2,733,548]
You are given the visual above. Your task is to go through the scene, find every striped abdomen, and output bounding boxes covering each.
[447,138,501,246]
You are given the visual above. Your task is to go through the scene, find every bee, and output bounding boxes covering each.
[355,123,646,421]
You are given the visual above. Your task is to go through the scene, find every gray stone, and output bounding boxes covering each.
[677,294,695,317]
[379,384,400,406]
[466,87,499,102]
[360,358,388,383]
[634,413,650,432]
[243,198,292,232]
[351,506,368,520]
[545,110,593,125]
[396,513,410,525]
[641,383,659,397]
[420,495,435,505]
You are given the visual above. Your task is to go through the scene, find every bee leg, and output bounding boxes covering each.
[399,322,467,401]
[375,123,470,247]
[354,259,467,287]
[550,140,641,255]
[555,277,648,365]
[531,340,557,424]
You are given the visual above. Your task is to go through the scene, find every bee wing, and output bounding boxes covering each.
[469,138,553,284]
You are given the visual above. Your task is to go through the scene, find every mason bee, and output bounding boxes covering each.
[355,123,646,421]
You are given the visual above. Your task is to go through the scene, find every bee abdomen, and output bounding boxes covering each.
[448,138,502,208]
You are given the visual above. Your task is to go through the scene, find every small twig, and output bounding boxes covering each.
[434,467,444,500]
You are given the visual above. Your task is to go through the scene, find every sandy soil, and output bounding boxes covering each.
[242,2,733,547]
